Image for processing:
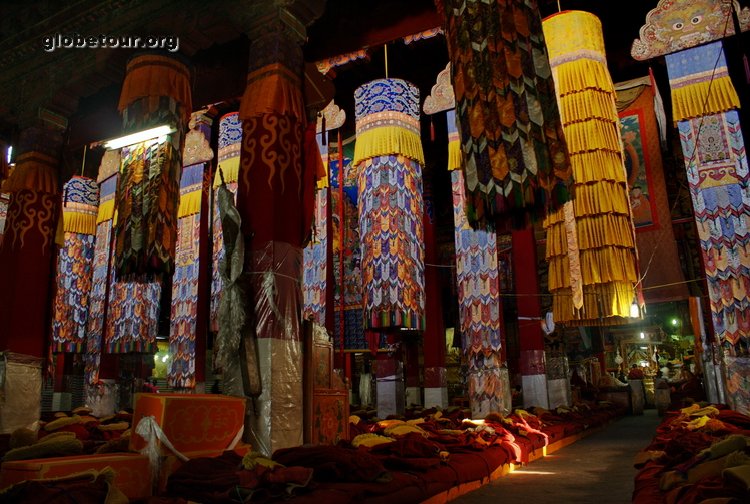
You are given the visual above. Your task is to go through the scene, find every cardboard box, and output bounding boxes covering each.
[0,453,151,500]
[130,393,246,454]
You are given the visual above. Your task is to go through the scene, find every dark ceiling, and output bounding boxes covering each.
[1,0,749,181]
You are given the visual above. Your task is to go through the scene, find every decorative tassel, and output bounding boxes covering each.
[430,116,435,142]
[744,54,750,85]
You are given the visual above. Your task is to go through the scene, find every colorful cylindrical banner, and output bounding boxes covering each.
[354,78,425,330]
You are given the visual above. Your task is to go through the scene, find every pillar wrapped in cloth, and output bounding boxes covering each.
[0,127,62,358]
[302,101,344,326]
[84,151,119,385]
[435,0,572,224]
[51,176,99,353]
[542,11,640,326]
[210,112,242,333]
[168,113,213,390]
[114,52,192,278]
[104,143,163,354]
[105,52,192,355]
[666,42,750,413]
[234,15,317,454]
[424,63,507,414]
[354,78,425,330]
[330,154,367,350]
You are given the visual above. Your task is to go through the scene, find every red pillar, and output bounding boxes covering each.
[511,228,549,408]
[235,14,312,453]
[422,182,447,407]
[0,126,63,358]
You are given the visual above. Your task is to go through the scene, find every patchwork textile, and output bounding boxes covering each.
[169,162,208,389]
[436,0,571,223]
[302,130,328,326]
[667,43,750,356]
[113,136,181,278]
[330,157,366,350]
[452,169,502,355]
[678,111,750,353]
[115,53,191,277]
[85,168,118,385]
[542,10,639,326]
[211,112,242,332]
[51,176,99,353]
[355,79,425,330]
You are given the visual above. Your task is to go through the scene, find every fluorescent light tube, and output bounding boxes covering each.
[103,125,175,150]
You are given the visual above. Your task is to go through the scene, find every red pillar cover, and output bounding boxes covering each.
[511,228,546,376]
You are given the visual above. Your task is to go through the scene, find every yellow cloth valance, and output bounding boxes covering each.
[96,198,116,224]
[353,125,425,166]
[448,139,462,171]
[63,207,98,235]
[671,76,740,122]
[213,156,240,189]
[177,189,202,218]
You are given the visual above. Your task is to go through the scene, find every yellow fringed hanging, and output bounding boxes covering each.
[213,156,240,189]
[559,89,618,124]
[96,198,116,224]
[63,209,97,235]
[670,76,740,123]
[553,59,614,95]
[353,125,425,166]
[543,10,639,326]
[177,189,202,218]
[448,138,462,171]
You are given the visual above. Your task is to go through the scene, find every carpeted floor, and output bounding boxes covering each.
[451,409,662,504]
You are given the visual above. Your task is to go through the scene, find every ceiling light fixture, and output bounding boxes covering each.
[94,125,175,150]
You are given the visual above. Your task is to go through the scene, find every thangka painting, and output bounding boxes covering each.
[620,109,658,230]
[330,157,366,350]
[679,110,750,354]
[302,187,327,326]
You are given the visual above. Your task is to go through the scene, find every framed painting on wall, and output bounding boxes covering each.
[620,108,659,231]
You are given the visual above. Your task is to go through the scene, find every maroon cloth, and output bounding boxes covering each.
[0,190,59,357]
[272,445,389,483]
[237,114,305,247]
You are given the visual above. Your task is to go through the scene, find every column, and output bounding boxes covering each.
[236,12,311,455]
[0,124,62,432]
[513,228,549,409]
[168,111,214,392]
[422,173,448,408]
[423,64,504,413]
[665,42,750,415]
[84,150,121,416]
[354,78,426,418]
